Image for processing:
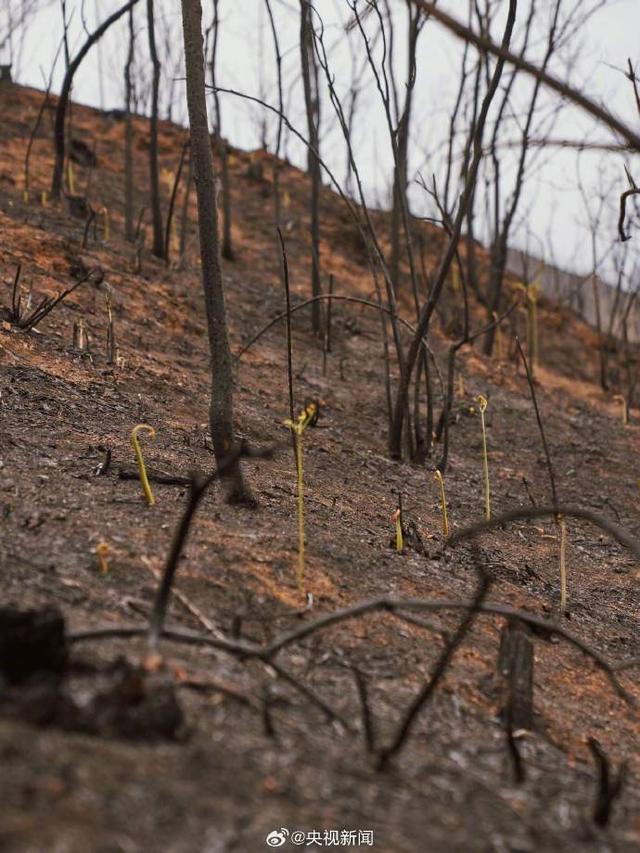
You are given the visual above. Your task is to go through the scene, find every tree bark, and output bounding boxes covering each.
[124,3,136,242]
[210,0,234,261]
[147,0,165,258]
[299,0,322,334]
[180,0,253,504]
[389,3,421,296]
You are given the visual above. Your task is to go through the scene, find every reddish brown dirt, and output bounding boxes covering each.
[0,84,639,852]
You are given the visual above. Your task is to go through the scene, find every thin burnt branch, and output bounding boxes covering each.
[277,228,295,434]
[447,504,640,564]
[351,665,376,753]
[147,472,213,651]
[376,564,491,769]
[515,337,558,508]
[267,659,352,731]
[588,737,627,827]
[618,186,640,242]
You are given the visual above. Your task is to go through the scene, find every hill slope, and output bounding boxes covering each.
[0,84,639,852]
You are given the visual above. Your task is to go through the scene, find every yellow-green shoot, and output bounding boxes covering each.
[527,283,539,369]
[558,515,568,614]
[614,394,629,426]
[392,508,404,552]
[131,423,156,506]
[102,206,110,242]
[283,402,317,591]
[476,395,491,520]
[434,470,449,537]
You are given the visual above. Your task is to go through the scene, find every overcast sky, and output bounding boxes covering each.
[5,0,640,284]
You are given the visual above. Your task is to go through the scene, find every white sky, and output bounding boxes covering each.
[5,0,640,283]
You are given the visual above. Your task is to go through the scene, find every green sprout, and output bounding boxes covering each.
[614,394,629,426]
[67,161,75,195]
[558,515,568,614]
[392,507,404,552]
[101,206,110,242]
[131,423,156,506]
[434,470,449,537]
[283,402,317,591]
[492,311,505,360]
[476,395,491,520]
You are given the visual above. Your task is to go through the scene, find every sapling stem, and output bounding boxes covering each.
[476,395,491,520]
[105,293,117,364]
[283,402,317,590]
[131,424,156,506]
[67,161,75,195]
[434,470,449,537]
[101,206,110,241]
[392,493,405,552]
[95,542,110,574]
[558,515,568,614]
[614,394,629,426]
[526,284,539,369]
[492,311,504,360]
[392,509,404,552]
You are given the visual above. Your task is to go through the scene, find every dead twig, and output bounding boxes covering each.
[588,737,626,827]
[376,562,490,769]
[447,504,640,564]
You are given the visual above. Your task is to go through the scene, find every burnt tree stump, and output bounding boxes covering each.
[498,617,534,731]
[0,608,68,685]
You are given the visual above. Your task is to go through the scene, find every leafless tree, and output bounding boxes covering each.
[50,0,139,200]
[124,3,136,241]
[209,0,234,261]
[299,0,322,334]
[179,0,253,504]
[389,0,518,459]
[146,0,165,258]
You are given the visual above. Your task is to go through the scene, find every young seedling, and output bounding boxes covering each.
[73,317,87,351]
[558,514,568,614]
[105,292,116,364]
[40,190,48,207]
[283,402,317,590]
[131,423,156,506]
[493,311,504,360]
[434,470,449,537]
[67,161,75,195]
[392,508,404,552]
[101,206,110,242]
[95,541,110,574]
[614,394,629,426]
[451,263,461,294]
[526,283,539,369]
[476,394,491,520]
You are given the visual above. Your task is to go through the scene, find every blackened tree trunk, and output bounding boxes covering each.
[180,0,253,504]
[299,0,322,334]
[147,0,165,258]
[124,3,136,242]
[210,0,234,261]
[51,0,139,200]
[389,3,422,296]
